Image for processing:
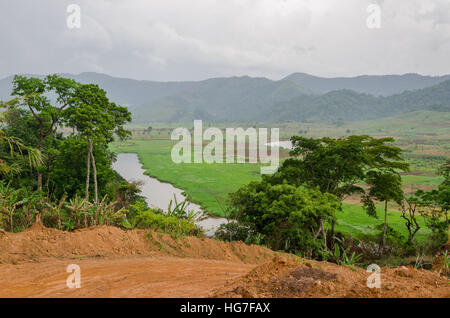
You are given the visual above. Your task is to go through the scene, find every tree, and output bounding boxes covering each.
[0,98,42,177]
[438,159,450,186]
[399,195,421,242]
[64,83,131,202]
[11,75,77,189]
[415,189,449,248]
[229,180,340,256]
[364,171,403,246]
[412,161,450,248]
[277,135,408,200]
[437,159,449,224]
[272,135,409,240]
[48,135,116,201]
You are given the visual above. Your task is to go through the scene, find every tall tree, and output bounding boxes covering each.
[11,75,77,189]
[271,135,409,242]
[0,97,42,176]
[229,180,340,256]
[363,171,404,246]
[64,83,131,202]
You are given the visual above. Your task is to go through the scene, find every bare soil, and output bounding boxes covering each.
[0,224,448,298]
[212,256,450,298]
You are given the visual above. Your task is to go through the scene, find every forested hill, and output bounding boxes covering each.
[261,79,450,123]
[0,72,449,123]
[282,72,450,96]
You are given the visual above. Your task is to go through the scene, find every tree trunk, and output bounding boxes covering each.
[90,143,98,203]
[383,200,388,247]
[330,219,335,246]
[37,134,43,190]
[9,208,14,232]
[322,220,328,250]
[85,138,92,201]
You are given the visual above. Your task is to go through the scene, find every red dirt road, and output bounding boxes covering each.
[0,256,254,298]
[0,225,448,298]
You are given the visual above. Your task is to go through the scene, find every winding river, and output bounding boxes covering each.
[112,153,227,236]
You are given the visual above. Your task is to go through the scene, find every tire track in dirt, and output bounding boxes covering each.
[0,256,254,298]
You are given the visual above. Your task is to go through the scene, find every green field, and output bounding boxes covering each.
[111,111,448,241]
[335,204,430,241]
[110,139,263,217]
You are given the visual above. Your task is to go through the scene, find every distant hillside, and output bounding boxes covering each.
[282,73,450,96]
[0,72,449,123]
[261,80,450,123]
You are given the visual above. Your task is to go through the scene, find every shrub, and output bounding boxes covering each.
[134,209,201,237]
[425,218,448,250]
[214,221,263,245]
[229,181,340,257]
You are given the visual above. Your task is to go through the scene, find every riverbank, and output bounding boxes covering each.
[110,139,264,217]
[112,152,227,236]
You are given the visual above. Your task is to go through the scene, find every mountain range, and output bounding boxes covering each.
[0,72,449,123]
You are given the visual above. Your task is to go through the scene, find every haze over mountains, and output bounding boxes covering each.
[1,72,449,124]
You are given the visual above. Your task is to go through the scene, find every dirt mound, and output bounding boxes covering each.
[1,225,449,298]
[0,257,255,298]
[0,223,276,265]
[212,256,450,298]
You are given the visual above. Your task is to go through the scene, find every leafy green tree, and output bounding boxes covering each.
[11,75,77,189]
[364,171,403,246]
[48,136,116,201]
[437,160,449,223]
[272,135,409,239]
[277,135,409,198]
[415,189,448,248]
[0,98,42,177]
[412,160,450,248]
[229,180,340,256]
[64,83,131,202]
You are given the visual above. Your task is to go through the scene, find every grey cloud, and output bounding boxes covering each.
[0,0,449,81]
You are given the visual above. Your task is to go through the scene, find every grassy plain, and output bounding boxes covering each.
[111,110,448,241]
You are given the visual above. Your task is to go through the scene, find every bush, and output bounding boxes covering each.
[229,180,340,257]
[214,221,263,245]
[134,209,201,237]
[356,223,415,260]
[425,218,448,251]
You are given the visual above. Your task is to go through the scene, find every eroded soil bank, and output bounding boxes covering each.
[0,224,448,298]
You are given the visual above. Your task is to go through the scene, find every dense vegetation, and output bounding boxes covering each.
[0,73,448,270]
[0,75,202,237]
[219,136,449,267]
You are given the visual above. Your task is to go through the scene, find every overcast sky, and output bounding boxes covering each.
[1,0,450,81]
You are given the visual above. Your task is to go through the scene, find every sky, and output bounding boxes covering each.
[1,0,450,81]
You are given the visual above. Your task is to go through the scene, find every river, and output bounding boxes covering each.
[112,153,228,236]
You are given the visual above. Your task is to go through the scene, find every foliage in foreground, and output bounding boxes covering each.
[129,202,202,237]
[222,136,448,267]
[0,182,202,238]
[228,181,340,258]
